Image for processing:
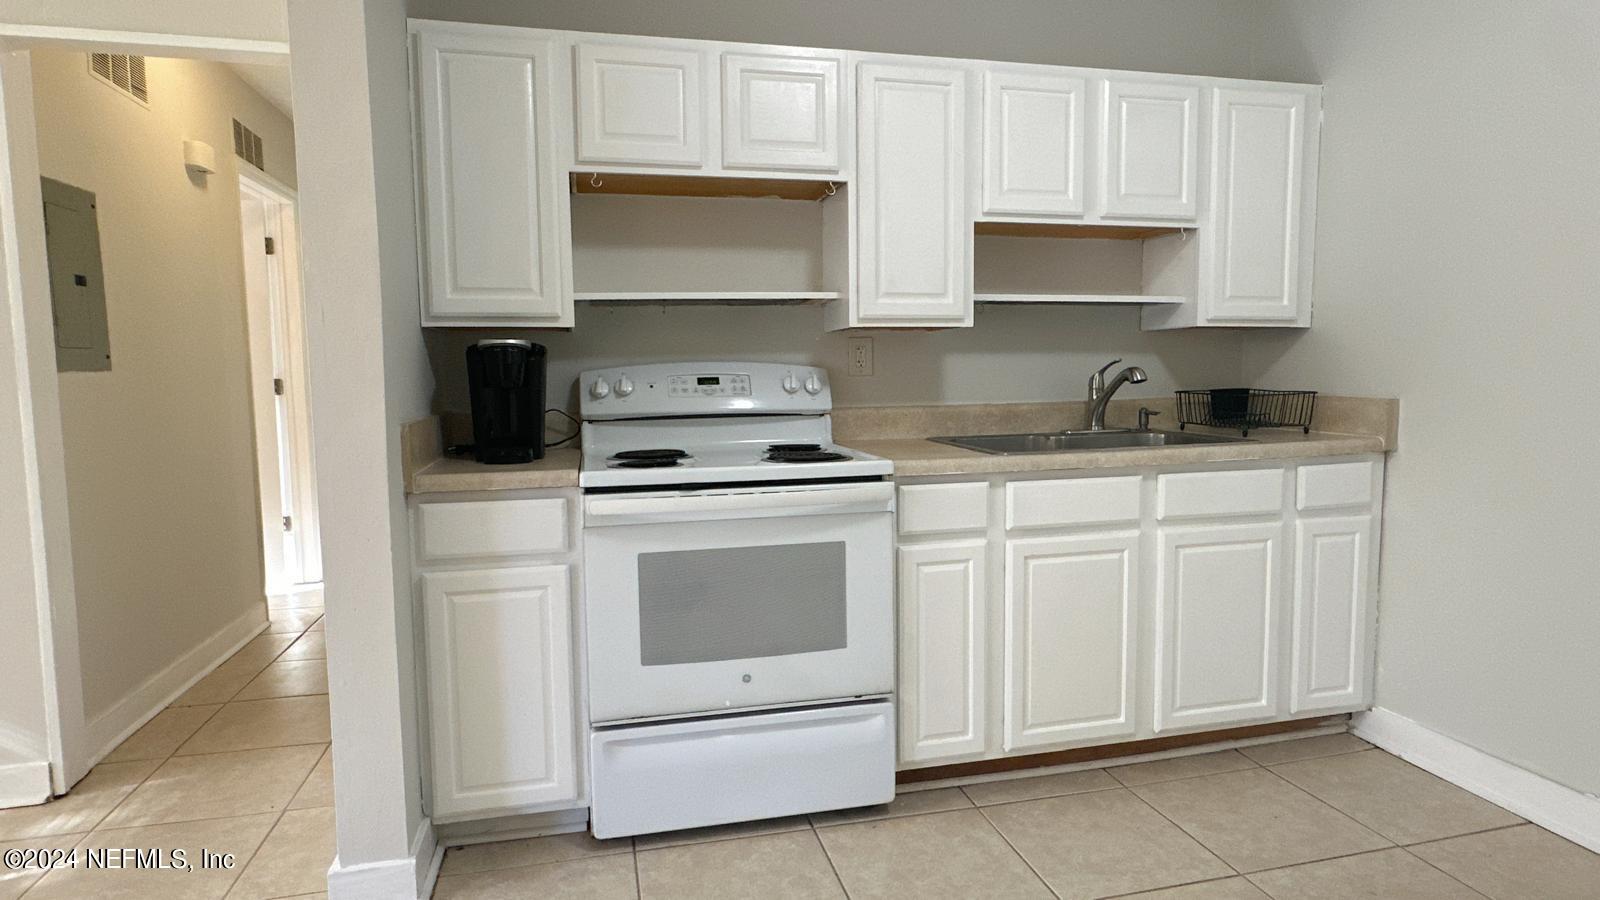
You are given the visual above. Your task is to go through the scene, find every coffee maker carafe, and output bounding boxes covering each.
[465,339,546,464]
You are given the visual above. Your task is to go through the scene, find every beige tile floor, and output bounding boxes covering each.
[0,589,333,900]
[13,593,1598,900]
[431,733,1600,900]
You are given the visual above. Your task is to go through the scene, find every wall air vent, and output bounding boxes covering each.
[88,53,149,106]
[232,118,265,171]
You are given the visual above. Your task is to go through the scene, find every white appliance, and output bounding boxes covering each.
[580,362,896,838]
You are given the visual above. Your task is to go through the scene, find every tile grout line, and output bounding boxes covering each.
[971,802,1065,898]
[1256,760,1398,852]
[1118,784,1243,880]
[1395,844,1494,899]
[798,823,851,899]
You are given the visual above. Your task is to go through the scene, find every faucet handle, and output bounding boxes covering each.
[1089,358,1122,395]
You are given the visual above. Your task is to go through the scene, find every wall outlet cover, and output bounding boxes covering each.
[847,337,873,376]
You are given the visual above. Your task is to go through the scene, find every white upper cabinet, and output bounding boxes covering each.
[1004,531,1139,749]
[413,26,568,326]
[721,50,842,172]
[575,42,706,167]
[983,70,1087,217]
[1205,87,1313,322]
[855,62,970,325]
[1100,78,1200,220]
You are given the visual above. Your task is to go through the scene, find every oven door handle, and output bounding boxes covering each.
[586,483,895,525]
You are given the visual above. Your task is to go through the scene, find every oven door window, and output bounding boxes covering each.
[636,542,847,666]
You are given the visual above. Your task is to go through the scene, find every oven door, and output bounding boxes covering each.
[583,481,895,724]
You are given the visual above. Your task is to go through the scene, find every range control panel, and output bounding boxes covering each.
[579,362,831,420]
[667,373,752,398]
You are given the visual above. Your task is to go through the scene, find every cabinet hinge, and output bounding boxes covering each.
[264,236,276,255]
[283,515,292,532]
[273,377,285,396]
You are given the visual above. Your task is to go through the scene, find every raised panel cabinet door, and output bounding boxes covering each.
[1291,515,1374,713]
[983,70,1087,217]
[1205,88,1309,321]
[1101,78,1200,220]
[575,42,705,167]
[423,565,577,817]
[857,63,969,323]
[898,540,987,763]
[1155,521,1283,732]
[415,29,567,323]
[722,51,841,171]
[1004,532,1138,750]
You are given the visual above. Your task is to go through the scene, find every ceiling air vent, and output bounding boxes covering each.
[232,119,265,171]
[88,53,149,105]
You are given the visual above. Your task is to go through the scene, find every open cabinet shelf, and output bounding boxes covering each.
[574,291,840,303]
[974,293,1184,305]
[974,221,1186,240]
[569,172,840,202]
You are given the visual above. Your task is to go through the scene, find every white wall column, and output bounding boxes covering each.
[286,0,435,894]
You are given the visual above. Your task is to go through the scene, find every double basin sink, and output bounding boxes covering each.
[930,429,1252,455]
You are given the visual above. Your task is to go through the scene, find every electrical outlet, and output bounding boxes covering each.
[847,337,874,376]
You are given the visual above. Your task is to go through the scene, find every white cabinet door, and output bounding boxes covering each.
[423,565,577,817]
[722,51,841,171]
[1291,514,1374,713]
[1101,78,1200,220]
[1205,88,1310,322]
[857,63,970,324]
[414,28,567,325]
[1004,532,1138,750]
[1155,521,1283,732]
[898,540,987,763]
[575,42,705,167]
[983,70,1087,217]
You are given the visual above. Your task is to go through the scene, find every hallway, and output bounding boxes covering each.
[0,591,332,899]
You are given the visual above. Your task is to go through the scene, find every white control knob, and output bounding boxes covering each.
[589,378,611,399]
[781,373,801,394]
[614,376,634,397]
[804,374,823,395]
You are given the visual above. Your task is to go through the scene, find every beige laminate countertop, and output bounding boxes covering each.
[843,429,1385,479]
[409,449,581,494]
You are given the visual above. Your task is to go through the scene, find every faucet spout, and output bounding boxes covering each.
[1086,363,1148,430]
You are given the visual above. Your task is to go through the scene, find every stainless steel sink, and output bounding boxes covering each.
[929,429,1253,455]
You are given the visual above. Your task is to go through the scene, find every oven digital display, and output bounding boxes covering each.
[697,376,720,386]
[668,373,751,397]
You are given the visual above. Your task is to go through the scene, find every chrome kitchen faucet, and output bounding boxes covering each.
[1085,359,1148,430]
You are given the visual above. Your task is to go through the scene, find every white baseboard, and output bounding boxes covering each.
[0,759,51,808]
[328,818,438,900]
[85,602,269,763]
[1353,707,1600,853]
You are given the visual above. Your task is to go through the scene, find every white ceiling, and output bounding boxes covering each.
[228,62,293,119]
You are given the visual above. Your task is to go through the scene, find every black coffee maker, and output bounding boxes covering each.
[465,339,546,464]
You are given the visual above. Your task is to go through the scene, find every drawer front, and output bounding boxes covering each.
[897,482,989,535]
[416,497,569,564]
[1297,461,1375,511]
[1006,476,1142,530]
[1157,469,1284,520]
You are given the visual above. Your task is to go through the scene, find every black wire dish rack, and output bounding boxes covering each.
[1175,389,1317,436]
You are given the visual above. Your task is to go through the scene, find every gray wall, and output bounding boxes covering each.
[33,49,295,724]
[409,0,1311,415]
[1242,1,1600,793]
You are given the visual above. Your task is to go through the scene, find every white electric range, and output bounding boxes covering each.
[578,362,897,839]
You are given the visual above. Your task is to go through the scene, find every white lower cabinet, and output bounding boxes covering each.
[1291,514,1374,713]
[894,457,1381,770]
[897,540,987,763]
[1004,531,1139,749]
[422,564,577,817]
[1154,520,1283,732]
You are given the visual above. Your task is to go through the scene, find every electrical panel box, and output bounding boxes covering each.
[42,176,111,372]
